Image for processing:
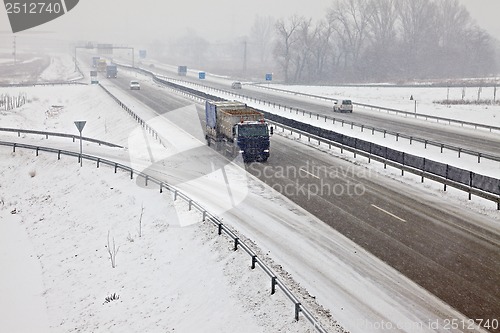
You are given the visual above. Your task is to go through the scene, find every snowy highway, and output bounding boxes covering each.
[96,66,499,332]
[1,55,498,332]
[142,61,500,158]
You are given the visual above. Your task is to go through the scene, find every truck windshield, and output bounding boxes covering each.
[238,124,268,137]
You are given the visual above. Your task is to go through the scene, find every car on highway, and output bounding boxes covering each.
[130,80,140,90]
[231,81,242,89]
[333,99,353,113]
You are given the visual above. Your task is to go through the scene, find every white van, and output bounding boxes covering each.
[333,99,353,113]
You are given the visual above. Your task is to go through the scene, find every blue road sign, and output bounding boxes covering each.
[199,72,206,79]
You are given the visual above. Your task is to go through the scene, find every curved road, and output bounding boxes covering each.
[102,70,499,332]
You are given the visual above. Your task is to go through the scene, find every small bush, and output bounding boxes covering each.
[103,293,120,305]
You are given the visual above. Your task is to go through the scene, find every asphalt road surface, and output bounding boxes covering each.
[104,70,500,332]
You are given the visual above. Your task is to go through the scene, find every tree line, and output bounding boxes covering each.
[260,0,497,83]
[151,0,497,84]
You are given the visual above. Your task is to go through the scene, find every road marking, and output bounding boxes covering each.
[371,204,406,222]
[299,168,320,179]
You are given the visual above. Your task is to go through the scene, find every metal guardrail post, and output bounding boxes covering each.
[295,302,301,321]
[271,276,277,295]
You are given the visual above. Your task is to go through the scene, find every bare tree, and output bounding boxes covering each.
[107,231,120,269]
[250,15,275,64]
[328,0,372,80]
[365,0,398,80]
[396,0,439,78]
[273,15,303,82]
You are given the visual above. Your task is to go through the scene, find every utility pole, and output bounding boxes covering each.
[12,36,16,64]
[243,40,247,76]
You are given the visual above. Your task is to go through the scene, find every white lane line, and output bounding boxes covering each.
[371,204,407,222]
[299,168,320,179]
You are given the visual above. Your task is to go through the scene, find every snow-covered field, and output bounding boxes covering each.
[1,54,497,333]
[0,56,341,332]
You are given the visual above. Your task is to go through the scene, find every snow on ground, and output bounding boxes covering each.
[1,54,497,333]
[265,84,500,128]
[0,55,333,332]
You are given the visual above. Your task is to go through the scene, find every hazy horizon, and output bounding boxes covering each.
[0,0,499,46]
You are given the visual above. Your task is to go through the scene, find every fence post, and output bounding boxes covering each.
[294,303,301,321]
[218,222,222,235]
[233,238,239,251]
[421,158,426,182]
[97,158,100,168]
[271,276,277,295]
[130,170,133,179]
[468,171,473,200]
[444,165,448,191]
[251,255,257,269]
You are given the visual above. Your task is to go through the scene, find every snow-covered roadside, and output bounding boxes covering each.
[0,149,318,333]
[264,84,500,128]
[1,54,496,333]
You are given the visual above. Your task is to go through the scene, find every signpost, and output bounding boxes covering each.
[74,121,86,166]
[265,73,273,81]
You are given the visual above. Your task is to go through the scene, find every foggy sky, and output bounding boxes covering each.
[0,0,499,46]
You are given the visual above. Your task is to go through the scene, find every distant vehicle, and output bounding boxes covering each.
[92,56,100,68]
[205,100,271,162]
[178,65,187,76]
[130,80,140,90]
[97,59,107,72]
[106,64,117,78]
[231,81,242,89]
[333,99,353,113]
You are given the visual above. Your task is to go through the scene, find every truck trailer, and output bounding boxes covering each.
[97,59,107,72]
[205,100,271,162]
[92,56,100,68]
[106,64,117,78]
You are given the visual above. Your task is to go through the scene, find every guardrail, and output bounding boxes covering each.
[0,140,331,333]
[153,75,500,164]
[98,84,165,147]
[0,81,86,88]
[268,119,500,209]
[251,83,500,133]
[0,127,122,148]
[135,70,500,209]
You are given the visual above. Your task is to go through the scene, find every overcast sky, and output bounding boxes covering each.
[0,0,499,45]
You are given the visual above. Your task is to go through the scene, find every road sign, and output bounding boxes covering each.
[74,121,86,133]
[74,121,86,166]
[199,72,205,79]
[265,73,272,81]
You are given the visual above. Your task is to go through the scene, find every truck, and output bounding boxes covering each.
[92,56,100,68]
[97,59,107,72]
[106,64,117,78]
[205,100,271,162]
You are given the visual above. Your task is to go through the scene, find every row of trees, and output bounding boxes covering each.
[268,0,497,83]
[150,0,497,84]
